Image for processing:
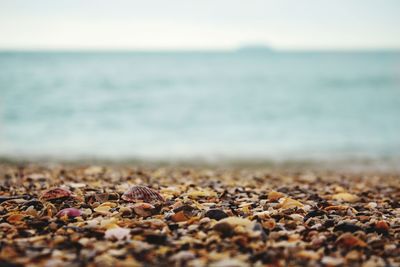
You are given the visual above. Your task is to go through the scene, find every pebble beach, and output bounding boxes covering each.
[0,163,399,267]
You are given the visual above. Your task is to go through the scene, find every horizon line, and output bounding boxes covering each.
[0,47,399,53]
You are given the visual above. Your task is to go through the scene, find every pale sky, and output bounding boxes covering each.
[0,0,399,50]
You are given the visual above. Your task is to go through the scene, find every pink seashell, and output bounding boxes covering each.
[56,208,82,218]
[41,188,72,201]
[122,185,164,203]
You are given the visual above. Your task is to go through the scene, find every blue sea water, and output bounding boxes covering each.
[0,51,400,162]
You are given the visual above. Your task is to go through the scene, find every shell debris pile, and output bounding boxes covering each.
[0,164,399,266]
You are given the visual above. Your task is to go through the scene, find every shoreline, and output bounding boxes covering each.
[1,156,400,173]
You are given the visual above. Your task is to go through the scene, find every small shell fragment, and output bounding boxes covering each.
[375,220,390,232]
[132,202,156,217]
[268,191,284,201]
[7,214,25,223]
[94,202,118,215]
[210,258,250,267]
[332,192,359,203]
[321,256,344,266]
[296,250,321,260]
[280,198,304,209]
[214,217,255,236]
[56,208,83,218]
[105,227,131,241]
[171,211,191,222]
[336,233,367,248]
[366,202,378,209]
[187,190,217,199]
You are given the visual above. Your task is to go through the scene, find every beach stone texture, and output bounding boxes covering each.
[0,164,399,266]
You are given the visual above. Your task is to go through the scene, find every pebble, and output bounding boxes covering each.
[204,209,228,221]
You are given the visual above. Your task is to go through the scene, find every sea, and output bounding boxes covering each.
[0,51,400,164]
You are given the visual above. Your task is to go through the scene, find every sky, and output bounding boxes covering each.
[0,0,399,50]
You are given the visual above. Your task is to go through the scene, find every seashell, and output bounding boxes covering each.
[122,185,164,203]
[332,192,359,203]
[296,250,321,260]
[94,254,116,267]
[280,197,304,209]
[366,202,378,209]
[336,233,367,248]
[119,206,133,217]
[94,193,110,203]
[94,202,118,215]
[25,206,38,216]
[345,250,362,261]
[84,166,104,176]
[187,189,217,199]
[105,227,131,241]
[170,204,196,222]
[42,202,58,217]
[214,217,255,237]
[304,210,326,222]
[324,205,351,211]
[262,219,276,230]
[268,191,285,201]
[321,256,344,266]
[40,188,72,201]
[289,213,304,221]
[171,200,183,210]
[100,217,119,229]
[375,220,389,231]
[199,217,211,224]
[373,220,390,234]
[68,182,86,188]
[170,251,196,262]
[209,259,249,267]
[0,195,30,203]
[132,203,156,217]
[217,217,254,227]
[252,222,267,240]
[7,213,25,223]
[21,199,44,211]
[171,210,191,222]
[0,223,14,229]
[56,208,83,218]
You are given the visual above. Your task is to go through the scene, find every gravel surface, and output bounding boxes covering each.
[0,164,399,267]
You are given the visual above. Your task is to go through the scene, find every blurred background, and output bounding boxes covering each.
[0,0,399,164]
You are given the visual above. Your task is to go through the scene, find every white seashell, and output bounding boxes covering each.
[105,227,131,241]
